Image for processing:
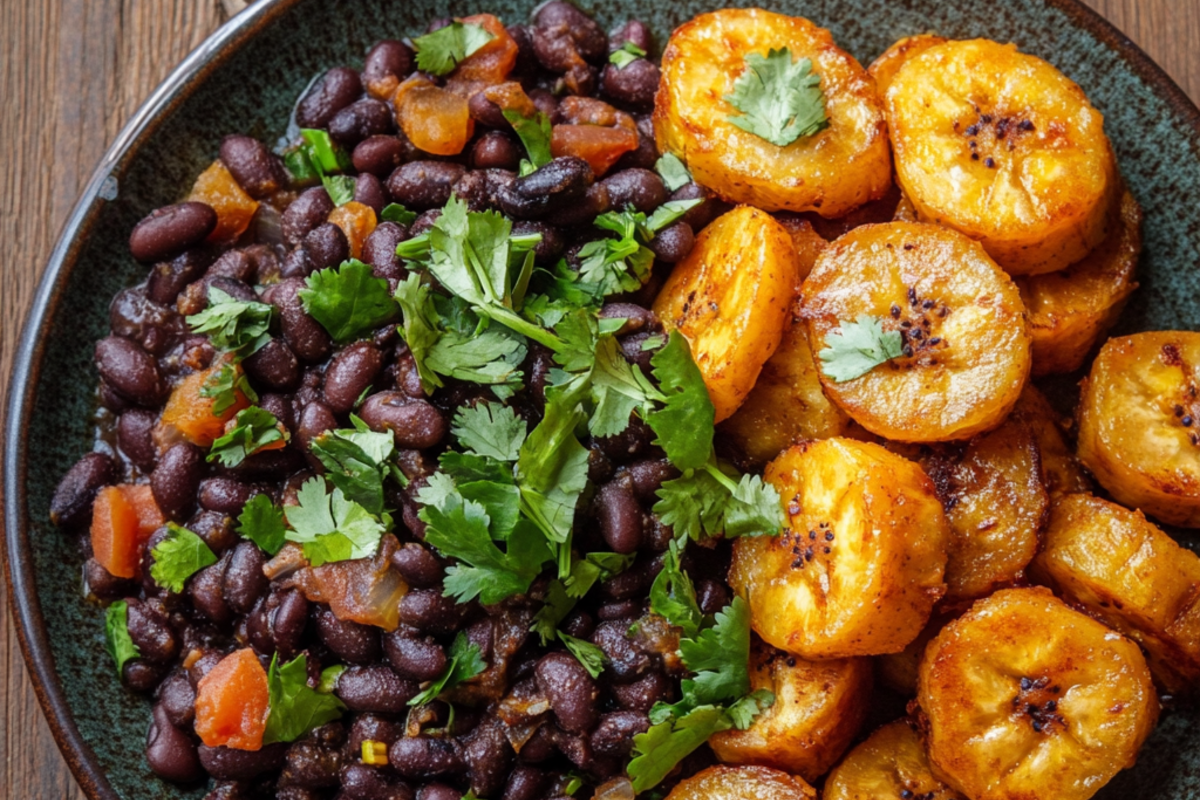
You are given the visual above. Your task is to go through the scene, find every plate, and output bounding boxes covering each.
[6,0,1200,798]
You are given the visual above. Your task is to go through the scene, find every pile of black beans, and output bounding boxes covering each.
[50,4,737,799]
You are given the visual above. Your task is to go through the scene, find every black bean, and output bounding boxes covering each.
[280,244,316,280]
[388,738,465,780]
[510,221,564,266]
[359,392,446,449]
[220,134,287,199]
[123,658,167,692]
[670,182,724,231]
[314,605,383,664]
[354,135,408,177]
[362,221,409,281]
[543,182,610,227]
[84,558,135,600]
[467,90,510,129]
[389,543,444,588]
[49,452,115,529]
[596,477,643,554]
[305,222,350,270]
[535,2,607,62]
[601,60,661,109]
[593,416,655,463]
[602,169,666,213]
[648,220,694,264]
[324,342,384,414]
[198,743,287,780]
[129,202,217,263]
[335,665,419,713]
[591,711,650,757]
[273,277,333,362]
[386,161,466,210]
[624,459,679,501]
[329,99,394,148]
[614,116,657,173]
[149,443,202,521]
[146,250,210,305]
[186,648,224,689]
[347,714,406,755]
[363,40,413,93]
[125,598,179,663]
[95,336,165,406]
[591,620,651,682]
[271,589,309,659]
[283,187,336,248]
[597,599,642,620]
[516,725,556,764]
[610,20,654,54]
[224,540,269,615]
[611,668,672,711]
[110,287,188,356]
[197,477,257,516]
[464,720,514,798]
[695,579,731,616]
[189,553,233,625]
[598,303,658,337]
[97,380,130,413]
[502,766,547,800]
[243,336,301,391]
[146,702,204,783]
[205,249,256,283]
[298,400,337,454]
[157,670,196,728]
[398,589,466,635]
[180,275,258,317]
[279,739,342,789]
[472,132,521,171]
[513,156,593,201]
[186,509,239,554]
[277,788,325,800]
[296,66,363,129]
[547,727,591,770]
[536,652,599,733]
[341,763,409,800]
[384,628,446,681]
[355,172,388,214]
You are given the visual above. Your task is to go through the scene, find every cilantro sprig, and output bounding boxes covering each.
[208,406,289,468]
[150,524,218,593]
[408,631,487,706]
[299,259,398,343]
[284,129,356,204]
[818,315,904,382]
[655,153,692,192]
[609,41,648,69]
[237,493,287,555]
[200,362,257,416]
[263,653,346,744]
[413,21,495,76]
[724,48,828,147]
[104,601,140,676]
[284,477,387,567]
[310,416,397,517]
[502,108,553,171]
[186,287,273,355]
[576,200,701,298]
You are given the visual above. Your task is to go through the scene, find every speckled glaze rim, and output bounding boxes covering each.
[5,1,1200,798]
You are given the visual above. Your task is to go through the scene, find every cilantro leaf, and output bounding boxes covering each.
[381,203,418,226]
[649,540,702,638]
[726,689,776,729]
[502,109,553,169]
[654,462,784,542]
[237,493,287,555]
[531,552,633,644]
[722,473,786,538]
[323,174,356,207]
[646,331,715,470]
[300,128,352,174]
[284,477,385,566]
[817,314,904,382]
[723,48,829,147]
[310,416,396,517]
[200,363,258,416]
[645,198,702,234]
[186,287,273,355]
[413,21,495,76]
[452,402,528,461]
[589,335,656,438]
[679,596,752,704]
[609,41,647,68]
[395,273,444,394]
[427,326,527,393]
[577,211,656,297]
[150,524,218,593]
[208,406,288,468]
[561,632,606,678]
[628,706,735,792]
[655,152,692,192]
[104,600,140,676]
[408,632,487,706]
[263,652,346,745]
[300,259,398,343]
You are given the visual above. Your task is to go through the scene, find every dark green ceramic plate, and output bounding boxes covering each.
[7,0,1200,798]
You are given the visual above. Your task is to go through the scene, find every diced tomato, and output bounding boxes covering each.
[328,202,378,259]
[158,365,251,448]
[446,14,519,97]
[194,648,270,751]
[91,484,164,579]
[188,160,260,245]
[551,122,640,177]
[394,77,474,156]
[482,81,537,118]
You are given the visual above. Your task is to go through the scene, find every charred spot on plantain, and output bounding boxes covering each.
[1014,676,1067,733]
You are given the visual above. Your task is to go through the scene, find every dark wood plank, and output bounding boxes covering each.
[1,0,1196,796]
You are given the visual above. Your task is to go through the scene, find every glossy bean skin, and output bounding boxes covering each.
[125,598,180,663]
[197,477,258,516]
[341,762,412,800]
[623,458,678,501]
[314,605,383,665]
[189,554,234,625]
[389,543,444,588]
[595,475,644,554]
[359,392,446,449]
[535,652,600,733]
[334,665,419,713]
[602,169,666,213]
[95,336,166,406]
[157,669,196,728]
[224,540,269,615]
[647,221,694,263]
[597,303,658,337]
[601,60,661,109]
[186,509,239,554]
[146,702,204,783]
[464,720,514,798]
[361,222,409,280]
[220,134,287,199]
[49,452,115,528]
[383,628,447,681]
[386,162,466,210]
[298,400,338,454]
[513,157,593,202]
[590,620,652,682]
[468,91,510,129]
[354,172,388,213]
[363,40,413,93]
[273,589,310,660]
[388,737,466,780]
[329,98,394,148]
[84,558,135,600]
[151,443,204,521]
[511,221,564,265]
[353,135,408,177]
[123,658,168,693]
[243,337,301,391]
[282,187,336,248]
[198,743,288,780]
[296,66,363,129]
[272,278,333,363]
[305,223,351,270]
[398,589,466,635]
[146,250,210,306]
[502,766,547,800]
[610,19,653,53]
[129,202,217,263]
[323,342,384,414]
[471,132,522,171]
[590,710,649,757]
[279,737,343,789]
[611,668,672,711]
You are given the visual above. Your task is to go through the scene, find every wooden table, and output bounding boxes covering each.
[2,0,1198,797]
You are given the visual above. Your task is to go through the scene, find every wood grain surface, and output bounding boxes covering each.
[1,1,1198,797]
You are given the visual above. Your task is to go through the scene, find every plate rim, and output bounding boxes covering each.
[5,1,1199,798]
